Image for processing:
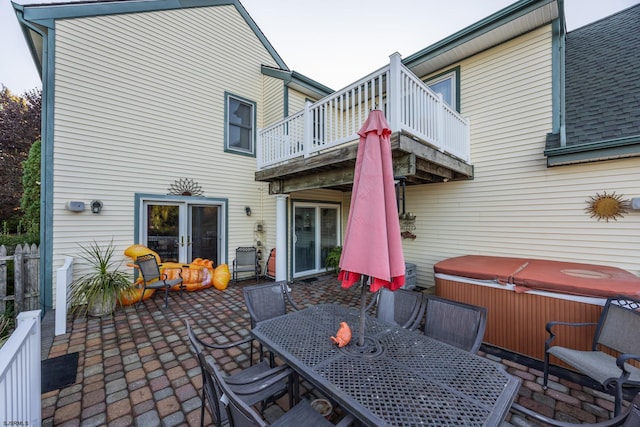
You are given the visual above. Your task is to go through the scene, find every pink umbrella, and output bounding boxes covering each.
[338,109,405,346]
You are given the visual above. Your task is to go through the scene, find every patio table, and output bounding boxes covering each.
[251,303,520,427]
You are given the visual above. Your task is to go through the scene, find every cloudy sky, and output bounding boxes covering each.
[1,0,638,94]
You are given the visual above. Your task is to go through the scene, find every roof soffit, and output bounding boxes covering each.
[404,0,558,77]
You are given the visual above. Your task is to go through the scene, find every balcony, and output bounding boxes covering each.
[256,53,473,194]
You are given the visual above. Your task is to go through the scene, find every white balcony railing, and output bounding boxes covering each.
[257,53,470,170]
[0,310,42,427]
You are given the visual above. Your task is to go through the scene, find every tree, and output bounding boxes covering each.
[0,86,41,229]
[21,139,41,234]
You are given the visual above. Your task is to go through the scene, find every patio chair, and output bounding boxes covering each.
[135,253,184,308]
[206,354,355,427]
[185,320,293,427]
[421,295,488,354]
[543,295,640,416]
[510,392,640,426]
[233,246,260,283]
[375,288,426,330]
[244,281,300,366]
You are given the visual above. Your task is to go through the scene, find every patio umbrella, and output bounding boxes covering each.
[338,109,405,346]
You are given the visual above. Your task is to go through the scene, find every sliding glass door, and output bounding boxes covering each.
[293,202,340,277]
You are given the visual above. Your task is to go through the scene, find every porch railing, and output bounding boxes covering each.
[257,53,470,169]
[0,310,41,427]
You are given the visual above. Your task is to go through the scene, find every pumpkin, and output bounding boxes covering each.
[162,264,204,287]
[330,322,352,347]
[212,264,231,290]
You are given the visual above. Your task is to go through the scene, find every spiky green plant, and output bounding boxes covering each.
[324,246,342,273]
[68,240,134,317]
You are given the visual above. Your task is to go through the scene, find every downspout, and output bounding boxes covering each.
[14,7,55,316]
[555,0,567,147]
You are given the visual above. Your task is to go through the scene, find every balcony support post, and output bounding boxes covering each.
[388,52,402,132]
[303,100,312,158]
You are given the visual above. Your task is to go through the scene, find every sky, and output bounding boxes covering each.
[1,0,639,94]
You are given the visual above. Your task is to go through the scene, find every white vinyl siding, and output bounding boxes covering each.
[406,25,640,287]
[51,6,280,291]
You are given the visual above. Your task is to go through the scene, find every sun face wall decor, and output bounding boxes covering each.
[585,191,630,222]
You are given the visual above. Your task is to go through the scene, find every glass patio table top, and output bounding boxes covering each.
[252,303,520,427]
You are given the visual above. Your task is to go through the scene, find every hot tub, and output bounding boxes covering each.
[434,255,640,362]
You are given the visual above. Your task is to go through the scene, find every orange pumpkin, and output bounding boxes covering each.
[212,264,231,290]
[330,322,352,347]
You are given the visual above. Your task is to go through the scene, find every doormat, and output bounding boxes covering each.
[302,277,318,283]
[41,352,79,393]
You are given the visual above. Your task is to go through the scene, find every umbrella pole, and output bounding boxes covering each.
[358,275,368,347]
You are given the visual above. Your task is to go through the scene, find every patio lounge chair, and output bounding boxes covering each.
[375,288,426,330]
[244,281,300,366]
[421,295,488,354]
[511,392,640,426]
[233,246,260,283]
[205,354,355,427]
[185,320,292,427]
[135,253,184,308]
[543,295,640,416]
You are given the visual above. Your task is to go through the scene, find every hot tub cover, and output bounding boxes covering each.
[434,255,640,298]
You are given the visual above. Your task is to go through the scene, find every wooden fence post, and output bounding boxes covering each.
[14,245,24,315]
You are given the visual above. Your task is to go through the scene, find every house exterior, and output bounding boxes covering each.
[14,0,640,315]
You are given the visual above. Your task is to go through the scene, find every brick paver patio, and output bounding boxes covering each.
[41,275,623,426]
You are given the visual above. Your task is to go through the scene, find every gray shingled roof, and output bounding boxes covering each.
[564,4,640,147]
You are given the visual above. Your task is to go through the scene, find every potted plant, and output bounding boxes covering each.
[68,239,134,317]
[324,246,342,273]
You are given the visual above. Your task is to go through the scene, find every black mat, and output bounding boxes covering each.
[41,352,79,393]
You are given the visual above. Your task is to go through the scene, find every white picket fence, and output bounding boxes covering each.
[0,310,42,427]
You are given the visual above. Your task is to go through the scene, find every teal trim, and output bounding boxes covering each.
[283,82,288,118]
[545,136,640,166]
[224,92,257,157]
[261,65,333,98]
[403,0,555,68]
[550,12,565,142]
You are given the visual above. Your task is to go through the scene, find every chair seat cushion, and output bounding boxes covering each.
[145,278,182,289]
[548,347,640,385]
[270,399,333,427]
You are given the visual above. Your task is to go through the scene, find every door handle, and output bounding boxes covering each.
[188,236,192,246]
[180,236,184,247]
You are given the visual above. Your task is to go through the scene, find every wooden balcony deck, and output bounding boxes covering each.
[256,53,473,194]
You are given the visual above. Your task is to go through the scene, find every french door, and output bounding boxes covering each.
[140,198,225,265]
[293,202,340,277]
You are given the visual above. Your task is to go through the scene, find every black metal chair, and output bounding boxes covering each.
[375,288,426,330]
[243,281,300,366]
[185,320,293,427]
[135,253,184,308]
[233,246,260,283]
[511,392,640,426]
[543,296,640,416]
[421,295,488,354]
[205,354,355,427]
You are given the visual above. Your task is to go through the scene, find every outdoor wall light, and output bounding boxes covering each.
[91,200,103,214]
[245,206,252,216]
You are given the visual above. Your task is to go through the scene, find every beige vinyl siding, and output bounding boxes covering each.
[287,88,310,116]
[51,5,280,292]
[406,25,640,288]
[263,75,284,127]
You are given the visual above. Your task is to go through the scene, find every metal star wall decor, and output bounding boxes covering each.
[168,178,203,196]
[585,191,629,222]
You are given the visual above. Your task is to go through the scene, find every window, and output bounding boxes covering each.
[423,67,460,112]
[225,93,255,155]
